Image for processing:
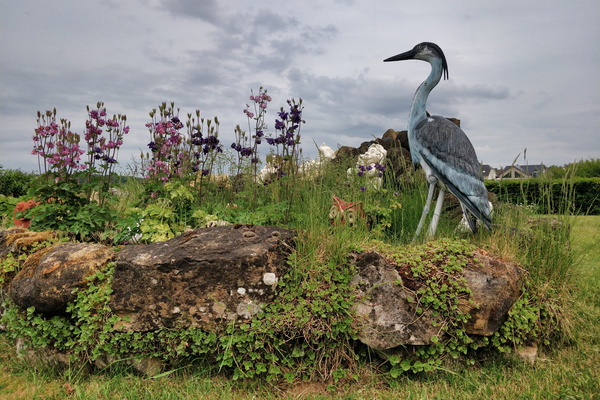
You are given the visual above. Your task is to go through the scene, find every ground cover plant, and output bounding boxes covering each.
[0,92,598,398]
[0,215,596,399]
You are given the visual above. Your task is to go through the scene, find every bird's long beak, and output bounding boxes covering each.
[384,48,417,62]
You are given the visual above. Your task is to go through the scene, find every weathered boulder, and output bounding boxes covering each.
[351,248,524,350]
[0,228,57,260]
[9,242,114,314]
[456,250,524,335]
[109,225,296,332]
[333,129,414,183]
[351,252,441,348]
[3,225,522,358]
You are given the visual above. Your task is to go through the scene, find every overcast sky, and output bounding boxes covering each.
[1,0,599,174]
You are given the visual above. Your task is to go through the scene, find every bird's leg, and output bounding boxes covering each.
[413,175,438,242]
[427,187,445,237]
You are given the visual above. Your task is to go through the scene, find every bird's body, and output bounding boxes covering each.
[385,42,492,238]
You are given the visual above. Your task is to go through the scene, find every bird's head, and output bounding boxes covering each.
[384,42,449,80]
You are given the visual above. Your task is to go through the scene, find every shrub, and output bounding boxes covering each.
[0,166,36,197]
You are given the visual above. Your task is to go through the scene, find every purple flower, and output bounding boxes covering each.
[275,120,285,130]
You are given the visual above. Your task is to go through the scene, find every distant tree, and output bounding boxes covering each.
[546,159,600,179]
[572,158,600,178]
[546,165,567,179]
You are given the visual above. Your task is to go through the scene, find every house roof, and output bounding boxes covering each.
[480,164,494,177]
[518,164,546,175]
[497,164,546,177]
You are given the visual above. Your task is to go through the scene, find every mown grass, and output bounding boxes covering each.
[1,216,598,399]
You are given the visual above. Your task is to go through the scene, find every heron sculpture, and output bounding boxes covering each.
[384,42,492,239]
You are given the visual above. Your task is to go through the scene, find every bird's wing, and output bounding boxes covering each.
[414,116,492,229]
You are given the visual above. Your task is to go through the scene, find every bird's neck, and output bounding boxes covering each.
[408,58,443,127]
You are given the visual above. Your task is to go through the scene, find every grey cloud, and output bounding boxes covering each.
[453,84,511,101]
[159,0,223,24]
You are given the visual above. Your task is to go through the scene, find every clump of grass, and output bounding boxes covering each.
[474,173,578,350]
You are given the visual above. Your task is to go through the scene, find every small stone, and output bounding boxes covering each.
[263,273,278,286]
[514,343,538,365]
[236,301,262,319]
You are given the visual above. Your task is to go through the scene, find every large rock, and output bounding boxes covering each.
[351,252,441,348]
[9,242,114,314]
[456,250,524,335]
[109,225,296,332]
[351,248,524,350]
[0,228,57,260]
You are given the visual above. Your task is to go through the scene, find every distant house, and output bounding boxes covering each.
[497,164,546,179]
[480,164,497,180]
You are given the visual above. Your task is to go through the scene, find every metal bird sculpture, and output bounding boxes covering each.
[384,42,492,239]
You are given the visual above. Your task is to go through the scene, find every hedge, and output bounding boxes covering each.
[485,178,600,215]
